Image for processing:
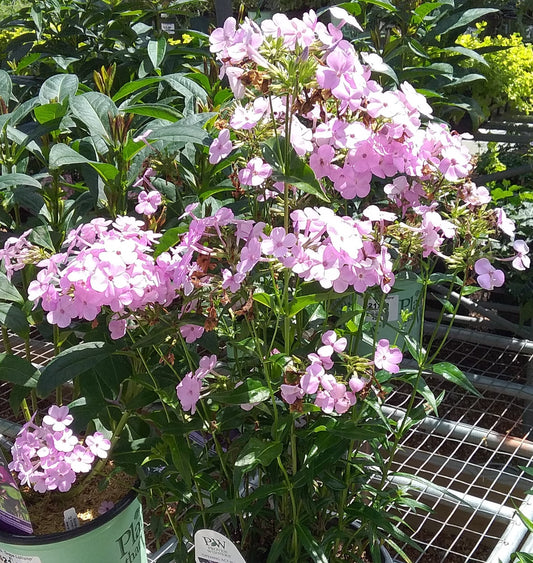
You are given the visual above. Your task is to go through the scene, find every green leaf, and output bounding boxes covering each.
[429,8,499,39]
[152,225,186,259]
[148,37,167,70]
[0,303,29,337]
[34,102,68,125]
[112,77,162,103]
[164,73,208,105]
[252,292,274,310]
[295,523,328,563]
[211,378,271,405]
[38,74,79,104]
[0,69,12,104]
[49,144,119,182]
[431,362,481,397]
[0,173,42,189]
[262,137,328,202]
[69,92,117,140]
[234,437,282,471]
[0,353,40,388]
[0,272,23,303]
[37,342,115,397]
[403,334,425,364]
[441,45,489,66]
[122,103,181,122]
[49,143,90,169]
[288,288,352,317]
[150,122,210,146]
[513,554,533,563]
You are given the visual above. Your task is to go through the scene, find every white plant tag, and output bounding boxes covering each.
[63,507,80,531]
[0,548,42,562]
[194,529,246,563]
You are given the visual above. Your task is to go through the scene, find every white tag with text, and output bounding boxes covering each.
[194,529,246,563]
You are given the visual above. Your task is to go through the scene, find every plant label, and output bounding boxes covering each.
[194,529,246,563]
[0,547,41,563]
[0,450,32,535]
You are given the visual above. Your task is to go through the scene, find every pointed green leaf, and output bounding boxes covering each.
[37,342,115,397]
[34,102,68,125]
[39,74,79,104]
[431,362,481,397]
[210,378,270,405]
[0,272,23,303]
[0,173,41,189]
[0,303,29,337]
[69,92,117,140]
[122,103,181,121]
[295,523,328,563]
[0,353,40,388]
[262,137,328,202]
[148,37,167,70]
[0,70,12,105]
[112,77,162,102]
[164,73,208,104]
[150,122,210,146]
[49,143,90,169]
[234,437,282,471]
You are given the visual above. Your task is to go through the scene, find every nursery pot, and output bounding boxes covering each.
[0,490,147,563]
[361,270,422,352]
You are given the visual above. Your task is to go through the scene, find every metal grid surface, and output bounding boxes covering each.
[387,335,533,563]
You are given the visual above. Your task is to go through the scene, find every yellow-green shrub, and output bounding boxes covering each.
[457,23,533,117]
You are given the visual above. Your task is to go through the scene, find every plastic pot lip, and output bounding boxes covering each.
[0,489,138,545]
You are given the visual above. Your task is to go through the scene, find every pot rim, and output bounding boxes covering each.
[0,489,138,545]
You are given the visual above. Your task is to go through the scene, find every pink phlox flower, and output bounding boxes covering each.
[46,461,77,492]
[133,129,152,147]
[230,98,269,130]
[176,373,203,414]
[438,145,471,181]
[461,183,491,206]
[222,268,246,292]
[300,362,324,394]
[280,384,304,405]
[109,316,128,339]
[511,240,530,271]
[374,339,403,374]
[261,227,297,258]
[209,129,233,164]
[238,157,273,186]
[98,501,115,515]
[43,405,73,432]
[66,445,95,473]
[196,355,218,379]
[85,432,112,459]
[289,116,313,156]
[328,7,363,31]
[53,429,79,453]
[349,377,367,394]
[135,190,162,216]
[494,208,516,237]
[133,166,157,190]
[474,258,505,290]
[180,323,205,343]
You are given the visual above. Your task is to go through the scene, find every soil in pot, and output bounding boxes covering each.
[22,464,136,535]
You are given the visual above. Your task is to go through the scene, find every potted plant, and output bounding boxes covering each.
[0,7,528,562]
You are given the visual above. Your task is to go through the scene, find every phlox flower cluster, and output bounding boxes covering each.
[208,10,530,293]
[210,10,473,202]
[0,229,38,280]
[9,405,111,493]
[281,331,401,414]
[18,211,233,339]
[176,354,218,414]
